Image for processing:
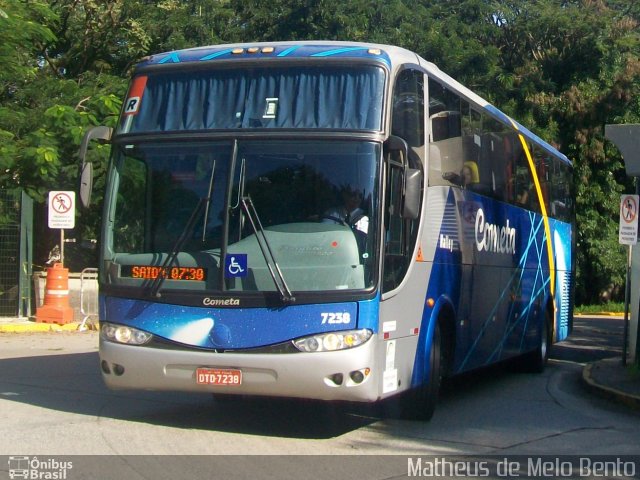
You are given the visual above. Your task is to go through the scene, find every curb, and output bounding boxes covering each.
[582,363,640,411]
[0,322,92,333]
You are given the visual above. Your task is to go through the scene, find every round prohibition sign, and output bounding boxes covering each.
[621,195,637,224]
[52,192,73,214]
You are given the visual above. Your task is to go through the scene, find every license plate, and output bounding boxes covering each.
[196,368,242,386]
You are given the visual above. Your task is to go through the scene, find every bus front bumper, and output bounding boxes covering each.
[99,336,381,402]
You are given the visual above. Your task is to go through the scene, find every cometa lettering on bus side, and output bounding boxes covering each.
[475,208,516,255]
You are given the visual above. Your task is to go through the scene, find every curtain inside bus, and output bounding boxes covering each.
[119,65,385,133]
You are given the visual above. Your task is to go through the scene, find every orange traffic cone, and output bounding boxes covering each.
[36,263,74,325]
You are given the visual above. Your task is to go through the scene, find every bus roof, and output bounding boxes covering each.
[137,41,406,69]
[137,41,570,166]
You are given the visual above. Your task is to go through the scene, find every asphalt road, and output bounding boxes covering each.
[551,314,625,363]
[0,316,638,480]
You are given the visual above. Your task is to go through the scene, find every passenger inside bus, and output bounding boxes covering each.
[461,161,479,188]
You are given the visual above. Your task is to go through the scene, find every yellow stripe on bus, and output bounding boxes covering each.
[507,119,555,298]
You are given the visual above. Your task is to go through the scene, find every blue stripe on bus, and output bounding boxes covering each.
[277,45,303,57]
[311,47,369,57]
[158,52,181,64]
[200,49,234,61]
[413,188,571,381]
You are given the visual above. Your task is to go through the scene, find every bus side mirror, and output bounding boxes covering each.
[78,126,112,208]
[402,168,422,219]
[80,162,94,208]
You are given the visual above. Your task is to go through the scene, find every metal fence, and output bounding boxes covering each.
[79,267,99,330]
[0,190,33,317]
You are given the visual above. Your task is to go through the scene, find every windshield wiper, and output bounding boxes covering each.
[240,196,295,303]
[149,197,207,298]
[201,160,216,242]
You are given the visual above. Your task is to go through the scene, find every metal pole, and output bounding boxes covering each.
[623,245,631,366]
[60,229,64,266]
[636,179,640,366]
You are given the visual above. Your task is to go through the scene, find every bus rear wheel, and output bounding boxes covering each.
[520,310,552,373]
[401,321,443,421]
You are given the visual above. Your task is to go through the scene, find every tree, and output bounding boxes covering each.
[0,0,56,193]
[484,0,640,303]
[1,0,639,300]
[0,1,126,267]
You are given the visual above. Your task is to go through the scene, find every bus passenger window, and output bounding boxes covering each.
[428,78,465,187]
[392,69,424,148]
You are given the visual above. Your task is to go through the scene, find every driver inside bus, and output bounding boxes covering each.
[322,187,369,235]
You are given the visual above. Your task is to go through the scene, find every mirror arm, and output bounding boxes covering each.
[78,126,113,165]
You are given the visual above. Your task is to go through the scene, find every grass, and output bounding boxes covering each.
[574,302,625,314]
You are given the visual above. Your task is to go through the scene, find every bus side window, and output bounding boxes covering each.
[480,117,509,200]
[382,152,420,293]
[383,162,406,292]
[535,148,551,214]
[551,161,572,221]
[392,69,425,148]
[461,105,493,195]
[510,140,540,212]
[428,78,463,187]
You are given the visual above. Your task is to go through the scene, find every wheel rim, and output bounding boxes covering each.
[540,320,548,360]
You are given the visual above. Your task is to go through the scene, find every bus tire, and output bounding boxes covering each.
[402,321,443,421]
[521,309,552,373]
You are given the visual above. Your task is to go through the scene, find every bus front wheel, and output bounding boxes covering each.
[401,321,443,421]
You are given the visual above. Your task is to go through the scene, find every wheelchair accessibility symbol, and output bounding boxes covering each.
[225,254,248,278]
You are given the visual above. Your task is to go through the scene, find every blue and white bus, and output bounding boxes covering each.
[80,41,574,420]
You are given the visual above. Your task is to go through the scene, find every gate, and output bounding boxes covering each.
[0,190,33,317]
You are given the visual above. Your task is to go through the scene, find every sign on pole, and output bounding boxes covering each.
[619,194,639,245]
[48,191,75,230]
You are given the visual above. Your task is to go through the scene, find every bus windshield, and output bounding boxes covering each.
[104,139,380,295]
[118,65,385,133]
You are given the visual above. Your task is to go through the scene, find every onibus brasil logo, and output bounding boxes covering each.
[8,456,72,479]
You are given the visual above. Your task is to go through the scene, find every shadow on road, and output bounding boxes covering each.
[0,349,526,438]
[0,316,624,440]
[0,352,376,439]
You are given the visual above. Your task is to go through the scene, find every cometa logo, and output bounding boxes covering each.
[203,297,240,306]
[475,208,516,255]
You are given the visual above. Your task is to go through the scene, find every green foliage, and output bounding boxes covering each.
[477,0,640,303]
[0,0,639,299]
[574,302,624,314]
[1,73,124,201]
[47,1,152,77]
[0,0,56,83]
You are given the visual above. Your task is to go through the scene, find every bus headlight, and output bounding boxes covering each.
[292,329,372,352]
[101,322,152,345]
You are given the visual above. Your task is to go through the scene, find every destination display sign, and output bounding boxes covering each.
[121,265,207,281]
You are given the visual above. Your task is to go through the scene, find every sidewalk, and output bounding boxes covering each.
[582,357,640,410]
[574,313,640,411]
